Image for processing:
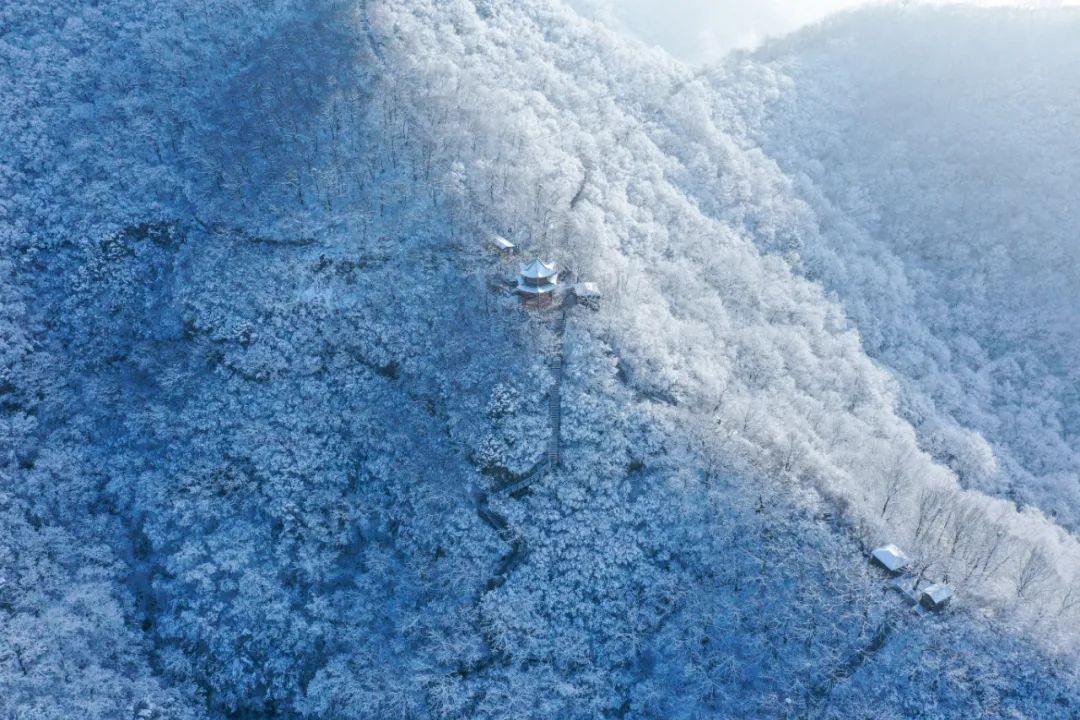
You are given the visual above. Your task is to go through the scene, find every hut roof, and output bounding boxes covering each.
[574,282,601,298]
[871,544,913,572]
[492,235,515,250]
[921,583,954,606]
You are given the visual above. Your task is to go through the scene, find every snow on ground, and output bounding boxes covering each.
[2,0,1079,717]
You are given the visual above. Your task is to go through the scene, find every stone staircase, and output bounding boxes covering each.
[494,308,567,496]
[547,353,562,467]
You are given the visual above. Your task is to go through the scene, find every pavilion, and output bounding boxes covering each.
[516,258,559,308]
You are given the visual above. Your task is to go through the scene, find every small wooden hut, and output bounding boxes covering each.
[919,583,954,611]
[572,282,601,309]
[491,235,516,255]
[870,544,913,575]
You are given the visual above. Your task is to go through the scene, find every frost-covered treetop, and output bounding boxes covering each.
[2,0,1079,718]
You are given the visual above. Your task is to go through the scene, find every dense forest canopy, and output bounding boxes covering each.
[746,6,1080,530]
[1,1,1078,718]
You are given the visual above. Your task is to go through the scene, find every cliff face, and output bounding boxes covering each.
[2,1,1079,718]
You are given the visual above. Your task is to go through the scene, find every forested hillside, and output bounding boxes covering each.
[744,6,1080,532]
[1,1,1078,718]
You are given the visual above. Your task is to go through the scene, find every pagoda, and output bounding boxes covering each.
[516,258,559,308]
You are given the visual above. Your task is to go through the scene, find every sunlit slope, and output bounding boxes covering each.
[375,0,1080,650]
[742,6,1080,529]
[3,1,1080,717]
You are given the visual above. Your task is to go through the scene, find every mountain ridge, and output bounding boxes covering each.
[1,1,1079,717]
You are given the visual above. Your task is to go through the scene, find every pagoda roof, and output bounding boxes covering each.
[516,278,558,295]
[520,258,557,279]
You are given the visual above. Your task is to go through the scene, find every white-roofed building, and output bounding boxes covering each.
[572,282,601,309]
[919,583,954,610]
[491,235,516,254]
[516,258,559,307]
[870,544,913,574]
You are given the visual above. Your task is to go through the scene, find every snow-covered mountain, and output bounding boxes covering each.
[745,5,1080,530]
[1,1,1078,718]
